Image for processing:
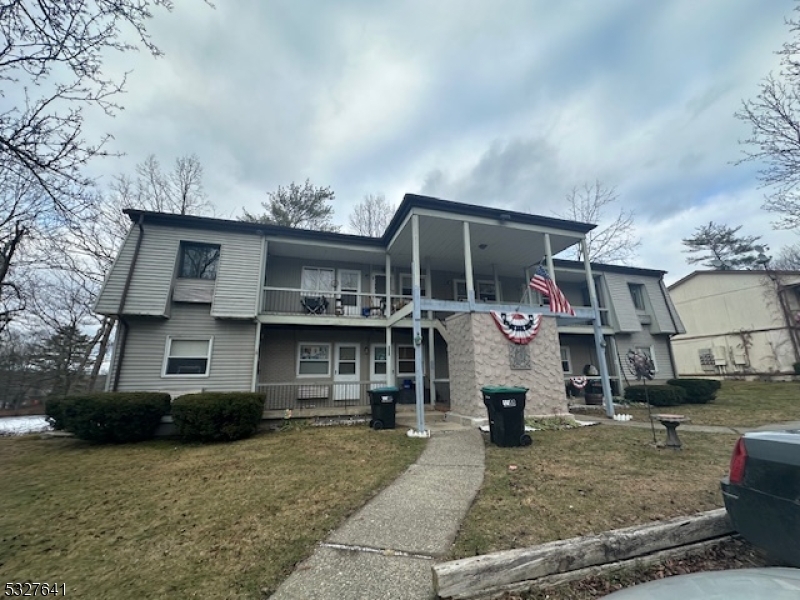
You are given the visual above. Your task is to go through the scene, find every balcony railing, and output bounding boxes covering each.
[257,381,388,411]
[260,286,611,325]
[261,287,405,318]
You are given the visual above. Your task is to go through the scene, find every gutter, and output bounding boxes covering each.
[112,216,145,391]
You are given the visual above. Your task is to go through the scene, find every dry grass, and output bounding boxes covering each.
[451,425,738,559]
[0,426,424,599]
[619,380,800,427]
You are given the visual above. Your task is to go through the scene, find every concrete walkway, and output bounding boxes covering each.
[270,426,484,600]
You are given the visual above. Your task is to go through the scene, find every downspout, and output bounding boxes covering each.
[112,216,145,391]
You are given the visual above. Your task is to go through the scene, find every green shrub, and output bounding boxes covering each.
[61,392,171,443]
[45,396,66,430]
[624,384,686,407]
[171,392,264,442]
[706,379,722,392]
[667,378,718,404]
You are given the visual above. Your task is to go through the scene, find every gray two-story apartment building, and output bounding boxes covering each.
[95,194,683,427]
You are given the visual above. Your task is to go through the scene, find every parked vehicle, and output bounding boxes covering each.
[605,568,800,599]
[720,429,800,567]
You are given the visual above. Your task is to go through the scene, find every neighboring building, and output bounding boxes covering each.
[668,270,800,378]
[95,194,683,424]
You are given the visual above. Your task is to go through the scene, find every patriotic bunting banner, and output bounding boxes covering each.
[490,311,542,345]
[529,265,576,316]
[569,376,588,390]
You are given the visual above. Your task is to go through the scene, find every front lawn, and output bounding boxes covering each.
[619,380,800,427]
[452,426,737,559]
[0,426,424,598]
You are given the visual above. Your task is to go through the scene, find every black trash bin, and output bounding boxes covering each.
[368,386,399,430]
[481,386,532,447]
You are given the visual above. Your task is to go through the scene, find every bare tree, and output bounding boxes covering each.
[555,181,640,264]
[737,5,800,228]
[0,1,187,332]
[131,154,211,215]
[241,179,339,231]
[771,243,800,270]
[348,194,394,237]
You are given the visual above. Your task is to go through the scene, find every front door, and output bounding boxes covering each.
[338,269,361,316]
[334,343,360,401]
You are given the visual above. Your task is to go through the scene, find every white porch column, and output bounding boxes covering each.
[463,221,475,308]
[492,263,501,302]
[251,321,262,392]
[582,239,614,418]
[544,233,556,280]
[385,252,394,387]
[426,261,436,405]
[385,252,392,316]
[412,214,427,433]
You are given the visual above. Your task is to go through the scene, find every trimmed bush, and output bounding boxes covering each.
[624,384,686,407]
[45,396,66,430]
[667,378,718,404]
[171,392,264,442]
[706,379,722,392]
[61,392,171,443]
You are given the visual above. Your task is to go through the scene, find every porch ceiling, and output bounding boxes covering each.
[389,214,583,277]
[267,240,385,266]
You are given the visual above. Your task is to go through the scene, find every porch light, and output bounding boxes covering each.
[414,333,422,346]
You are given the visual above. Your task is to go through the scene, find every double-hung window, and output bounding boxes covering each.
[560,347,572,374]
[179,242,220,280]
[297,343,331,377]
[628,283,646,311]
[301,267,335,294]
[163,338,213,376]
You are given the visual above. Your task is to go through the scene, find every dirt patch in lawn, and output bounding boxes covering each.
[451,426,737,559]
[0,426,424,599]
[499,537,768,599]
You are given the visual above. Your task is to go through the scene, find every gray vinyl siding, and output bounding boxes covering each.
[660,279,686,334]
[615,331,676,380]
[95,226,138,315]
[115,304,257,393]
[211,234,263,318]
[96,222,262,318]
[603,272,642,332]
[641,278,678,334]
[173,279,215,303]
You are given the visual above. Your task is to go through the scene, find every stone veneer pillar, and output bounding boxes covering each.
[446,312,568,421]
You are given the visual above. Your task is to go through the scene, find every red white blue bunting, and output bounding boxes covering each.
[490,311,542,345]
[569,376,588,390]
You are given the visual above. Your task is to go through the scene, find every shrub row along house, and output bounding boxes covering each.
[95,194,684,429]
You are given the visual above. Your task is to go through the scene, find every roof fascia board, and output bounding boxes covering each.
[409,207,588,239]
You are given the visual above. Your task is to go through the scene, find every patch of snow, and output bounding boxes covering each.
[0,415,52,436]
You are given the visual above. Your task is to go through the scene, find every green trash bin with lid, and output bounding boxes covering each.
[368,386,399,430]
[481,386,532,447]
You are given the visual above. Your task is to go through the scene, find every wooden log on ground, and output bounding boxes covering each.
[433,509,732,599]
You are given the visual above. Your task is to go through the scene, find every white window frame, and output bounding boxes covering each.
[394,344,425,372]
[636,345,658,373]
[301,266,335,294]
[560,346,572,374]
[628,283,646,311]
[162,337,214,378]
[297,342,332,378]
[370,344,388,381]
[399,273,427,298]
[453,278,496,302]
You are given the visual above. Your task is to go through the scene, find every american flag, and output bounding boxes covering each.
[529,265,575,316]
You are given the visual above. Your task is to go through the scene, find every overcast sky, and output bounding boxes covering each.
[85,0,799,284]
